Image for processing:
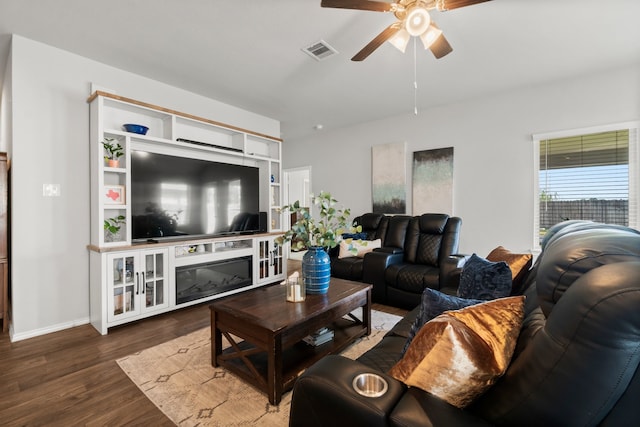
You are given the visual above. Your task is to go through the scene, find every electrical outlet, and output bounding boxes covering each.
[43,184,61,197]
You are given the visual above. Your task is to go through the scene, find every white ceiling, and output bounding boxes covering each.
[1,0,639,140]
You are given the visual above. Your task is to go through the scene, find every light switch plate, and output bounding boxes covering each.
[43,183,61,197]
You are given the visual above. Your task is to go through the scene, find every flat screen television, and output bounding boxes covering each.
[130,150,261,242]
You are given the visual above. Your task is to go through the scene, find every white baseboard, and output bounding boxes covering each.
[10,317,91,342]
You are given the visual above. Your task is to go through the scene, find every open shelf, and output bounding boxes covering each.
[217,317,368,402]
[174,238,254,258]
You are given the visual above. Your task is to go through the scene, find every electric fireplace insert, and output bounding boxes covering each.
[176,256,253,305]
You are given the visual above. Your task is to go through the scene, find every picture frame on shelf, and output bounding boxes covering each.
[104,185,125,205]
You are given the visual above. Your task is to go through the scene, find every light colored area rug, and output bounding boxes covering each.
[117,310,402,426]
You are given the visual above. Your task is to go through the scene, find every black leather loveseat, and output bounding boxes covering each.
[331,213,463,309]
[290,221,640,426]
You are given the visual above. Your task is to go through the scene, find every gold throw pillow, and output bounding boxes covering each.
[388,296,525,408]
[486,246,533,293]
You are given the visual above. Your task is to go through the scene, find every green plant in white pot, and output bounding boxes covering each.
[104,215,126,242]
[276,191,360,294]
[101,138,124,167]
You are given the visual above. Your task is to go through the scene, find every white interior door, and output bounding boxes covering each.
[283,166,311,259]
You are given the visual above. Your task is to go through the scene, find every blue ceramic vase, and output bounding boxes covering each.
[302,246,331,294]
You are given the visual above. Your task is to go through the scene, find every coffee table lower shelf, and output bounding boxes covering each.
[216,317,367,403]
[210,279,372,404]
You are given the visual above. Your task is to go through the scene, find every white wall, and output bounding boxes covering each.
[283,64,640,256]
[285,168,311,207]
[8,35,280,340]
[0,41,11,154]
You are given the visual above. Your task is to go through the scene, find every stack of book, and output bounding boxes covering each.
[303,327,334,346]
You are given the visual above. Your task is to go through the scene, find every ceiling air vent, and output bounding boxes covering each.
[302,40,338,61]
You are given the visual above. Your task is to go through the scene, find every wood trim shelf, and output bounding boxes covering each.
[87,90,283,143]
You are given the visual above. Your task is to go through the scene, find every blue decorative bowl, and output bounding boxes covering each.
[123,124,149,135]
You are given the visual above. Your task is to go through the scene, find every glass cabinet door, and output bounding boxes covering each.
[107,249,168,322]
[258,240,270,280]
[272,244,283,276]
[107,254,139,321]
[256,237,285,284]
[141,249,169,313]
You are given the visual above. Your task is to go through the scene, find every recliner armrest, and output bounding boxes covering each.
[390,388,494,427]
[374,246,404,255]
[438,254,469,295]
[363,250,404,302]
[290,355,406,427]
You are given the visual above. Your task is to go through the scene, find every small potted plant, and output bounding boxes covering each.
[104,215,126,242]
[101,138,124,168]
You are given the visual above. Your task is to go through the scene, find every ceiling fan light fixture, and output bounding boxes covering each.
[419,25,443,49]
[405,6,431,36]
[388,28,411,53]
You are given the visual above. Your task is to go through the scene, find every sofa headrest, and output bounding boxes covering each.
[356,213,385,230]
[540,220,593,250]
[384,215,412,248]
[537,225,640,316]
[418,213,450,234]
[540,220,639,250]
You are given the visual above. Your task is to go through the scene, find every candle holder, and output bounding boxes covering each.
[286,277,305,302]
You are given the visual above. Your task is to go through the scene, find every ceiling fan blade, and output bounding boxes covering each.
[436,0,491,11]
[351,23,401,61]
[429,33,453,59]
[321,0,395,12]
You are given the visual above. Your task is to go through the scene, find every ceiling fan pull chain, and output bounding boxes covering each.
[414,37,418,115]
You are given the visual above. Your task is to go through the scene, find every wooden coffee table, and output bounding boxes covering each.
[210,278,372,404]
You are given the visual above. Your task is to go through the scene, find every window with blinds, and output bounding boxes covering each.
[535,126,639,245]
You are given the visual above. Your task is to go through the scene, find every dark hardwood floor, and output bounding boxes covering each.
[0,302,209,426]
[0,262,405,426]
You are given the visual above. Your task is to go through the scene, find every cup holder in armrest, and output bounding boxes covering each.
[352,373,389,398]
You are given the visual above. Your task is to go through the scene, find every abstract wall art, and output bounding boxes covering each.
[412,147,454,215]
[371,142,406,214]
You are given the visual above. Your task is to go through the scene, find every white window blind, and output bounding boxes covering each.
[533,124,639,247]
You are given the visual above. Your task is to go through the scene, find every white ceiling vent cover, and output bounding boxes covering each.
[302,40,339,61]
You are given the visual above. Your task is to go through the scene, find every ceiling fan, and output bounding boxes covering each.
[320,0,492,61]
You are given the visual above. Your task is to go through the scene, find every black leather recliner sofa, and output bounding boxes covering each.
[364,214,463,309]
[290,221,640,426]
[331,213,463,309]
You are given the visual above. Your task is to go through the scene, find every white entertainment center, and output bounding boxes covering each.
[88,91,286,335]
